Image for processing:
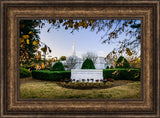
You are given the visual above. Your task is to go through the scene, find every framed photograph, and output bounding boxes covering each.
[0,0,159,117]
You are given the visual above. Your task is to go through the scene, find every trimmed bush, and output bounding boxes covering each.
[81,58,95,69]
[110,66,114,69]
[50,61,65,71]
[115,56,131,68]
[106,66,109,69]
[103,69,140,81]
[20,67,31,78]
[32,70,71,81]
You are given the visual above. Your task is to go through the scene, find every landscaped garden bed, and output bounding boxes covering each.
[56,81,114,90]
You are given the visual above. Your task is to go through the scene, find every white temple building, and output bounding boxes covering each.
[52,42,111,70]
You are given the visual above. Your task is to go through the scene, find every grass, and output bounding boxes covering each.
[20,79,141,99]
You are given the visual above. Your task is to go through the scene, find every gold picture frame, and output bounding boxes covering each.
[0,0,159,117]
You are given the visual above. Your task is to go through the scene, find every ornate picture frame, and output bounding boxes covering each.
[0,0,159,117]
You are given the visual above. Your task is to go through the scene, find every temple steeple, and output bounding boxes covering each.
[72,41,76,56]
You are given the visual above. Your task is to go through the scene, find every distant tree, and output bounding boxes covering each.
[60,56,66,61]
[81,58,95,69]
[50,61,65,71]
[82,52,98,64]
[66,56,78,70]
[115,56,131,68]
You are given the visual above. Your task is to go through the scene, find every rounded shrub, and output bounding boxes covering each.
[50,61,65,71]
[106,66,109,69]
[81,58,95,69]
[115,56,131,68]
[20,67,31,78]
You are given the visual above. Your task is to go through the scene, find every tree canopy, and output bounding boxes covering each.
[20,19,141,67]
[43,19,141,62]
[20,20,52,66]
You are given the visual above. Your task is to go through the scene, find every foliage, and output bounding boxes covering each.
[32,70,71,81]
[20,20,41,65]
[115,56,131,68]
[20,19,141,69]
[44,19,141,57]
[81,58,96,69]
[60,56,66,61]
[50,61,65,71]
[57,81,114,90]
[20,67,32,78]
[20,20,52,66]
[129,57,141,69]
[103,69,140,81]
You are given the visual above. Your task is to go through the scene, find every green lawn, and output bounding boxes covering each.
[20,79,141,99]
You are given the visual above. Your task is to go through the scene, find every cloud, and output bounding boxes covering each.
[98,50,105,57]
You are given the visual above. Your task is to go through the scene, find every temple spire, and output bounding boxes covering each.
[72,41,76,56]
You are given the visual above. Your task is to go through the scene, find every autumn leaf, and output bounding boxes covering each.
[59,19,63,23]
[41,45,47,53]
[22,35,29,39]
[118,50,122,53]
[34,22,37,27]
[20,38,24,43]
[33,40,39,45]
[65,26,68,30]
[49,20,52,24]
[26,39,30,44]
[88,20,94,24]
[34,46,38,49]
[126,48,132,56]
[78,22,83,26]
[113,51,116,54]
[52,20,56,24]
[48,47,52,53]
[110,20,114,23]
[29,31,34,35]
[20,44,23,48]
[128,20,133,24]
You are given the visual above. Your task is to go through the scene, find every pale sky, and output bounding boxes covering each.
[37,20,140,59]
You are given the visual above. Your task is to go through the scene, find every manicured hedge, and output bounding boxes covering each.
[32,69,140,81]
[20,67,32,78]
[32,70,71,81]
[103,69,140,81]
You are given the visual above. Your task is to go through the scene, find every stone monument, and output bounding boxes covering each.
[71,69,103,83]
